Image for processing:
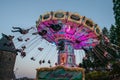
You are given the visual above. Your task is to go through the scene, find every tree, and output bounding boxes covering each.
[113,0,120,26]
[113,0,120,46]
[102,27,109,37]
[109,24,117,44]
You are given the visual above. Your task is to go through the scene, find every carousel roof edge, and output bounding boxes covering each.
[36,65,85,72]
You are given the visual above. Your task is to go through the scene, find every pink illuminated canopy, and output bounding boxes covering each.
[36,11,101,50]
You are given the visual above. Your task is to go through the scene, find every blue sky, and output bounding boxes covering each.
[0,0,115,78]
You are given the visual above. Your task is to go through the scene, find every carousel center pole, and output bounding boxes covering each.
[57,39,76,67]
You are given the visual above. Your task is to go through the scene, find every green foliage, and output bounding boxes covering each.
[113,0,120,46]
[113,0,120,26]
[85,62,120,80]
[110,61,120,75]
[102,27,109,37]
[85,71,109,80]
[115,26,120,46]
[82,59,93,68]
[109,24,117,44]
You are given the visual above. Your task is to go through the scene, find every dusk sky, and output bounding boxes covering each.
[0,0,115,78]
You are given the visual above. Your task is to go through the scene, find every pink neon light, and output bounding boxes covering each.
[37,19,99,49]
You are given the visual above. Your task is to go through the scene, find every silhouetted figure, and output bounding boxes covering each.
[38,47,44,51]
[103,35,110,44]
[106,62,112,71]
[16,49,23,52]
[78,63,82,67]
[21,45,26,50]
[48,60,51,64]
[11,26,33,34]
[32,32,38,35]
[25,38,30,42]
[42,60,45,63]
[21,51,26,57]
[17,37,23,42]
[104,51,108,57]
[39,60,42,65]
[55,63,58,66]
[31,57,35,61]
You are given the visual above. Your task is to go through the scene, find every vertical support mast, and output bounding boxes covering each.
[57,40,76,67]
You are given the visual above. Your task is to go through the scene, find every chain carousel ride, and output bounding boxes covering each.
[35,11,99,80]
[10,11,120,80]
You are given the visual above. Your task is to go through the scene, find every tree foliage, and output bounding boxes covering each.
[109,24,117,44]
[81,0,120,71]
[113,0,120,46]
[102,27,109,37]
